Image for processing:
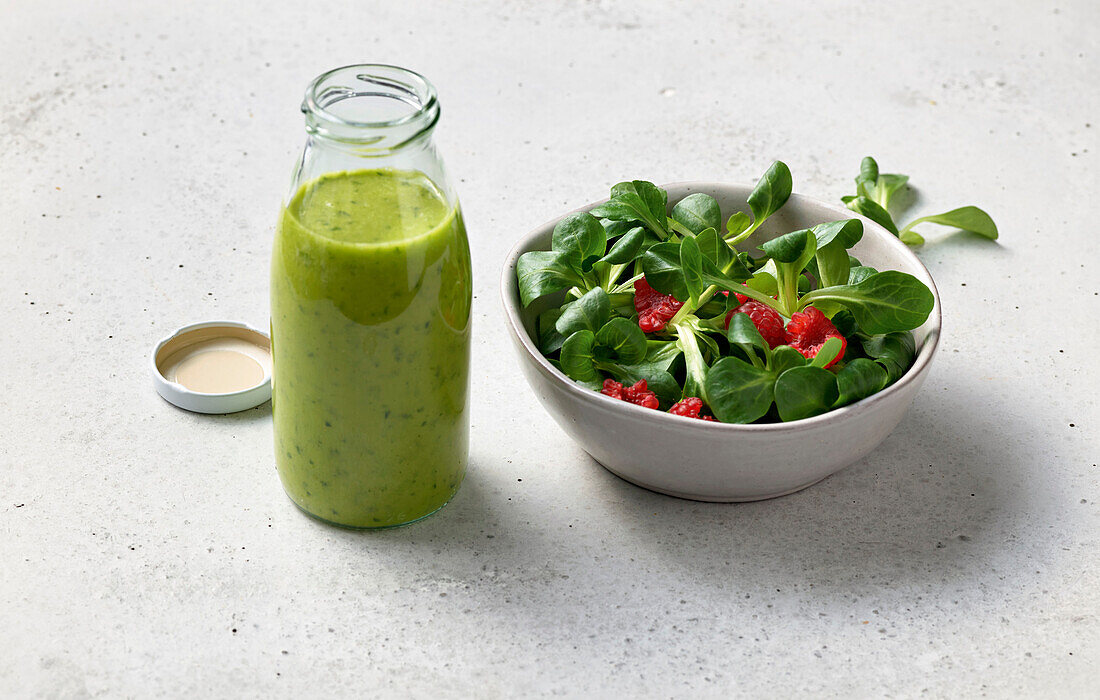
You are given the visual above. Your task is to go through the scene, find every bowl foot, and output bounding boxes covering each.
[596,462,830,502]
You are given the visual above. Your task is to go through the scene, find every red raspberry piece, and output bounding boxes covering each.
[623,380,660,409]
[668,397,717,421]
[601,378,659,410]
[724,300,787,349]
[634,277,683,333]
[601,378,625,400]
[785,306,847,369]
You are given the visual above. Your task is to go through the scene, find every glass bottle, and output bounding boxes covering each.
[271,65,472,528]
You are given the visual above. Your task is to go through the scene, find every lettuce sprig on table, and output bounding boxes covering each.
[843,156,999,246]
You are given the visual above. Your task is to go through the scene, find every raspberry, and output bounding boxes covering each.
[668,397,717,421]
[601,378,625,400]
[724,300,787,349]
[634,277,683,333]
[601,378,659,410]
[785,306,847,368]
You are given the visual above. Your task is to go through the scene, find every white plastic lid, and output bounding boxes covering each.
[151,320,272,414]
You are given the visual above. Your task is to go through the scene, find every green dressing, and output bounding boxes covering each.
[271,168,472,528]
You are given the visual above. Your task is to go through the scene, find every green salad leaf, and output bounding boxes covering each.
[835,358,889,407]
[671,193,722,235]
[746,161,793,233]
[774,366,839,421]
[559,330,601,387]
[555,287,611,336]
[552,212,606,268]
[517,250,585,307]
[705,356,776,424]
[800,271,934,334]
[600,226,646,264]
[595,317,647,365]
[899,206,998,241]
[590,180,669,239]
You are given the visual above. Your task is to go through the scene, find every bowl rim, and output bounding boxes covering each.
[500,181,942,432]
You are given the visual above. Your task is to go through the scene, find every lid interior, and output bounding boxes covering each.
[155,325,272,395]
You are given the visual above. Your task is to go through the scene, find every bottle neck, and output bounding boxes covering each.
[289,65,456,207]
[301,64,440,155]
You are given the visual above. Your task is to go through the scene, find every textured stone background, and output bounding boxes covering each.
[1,0,1097,696]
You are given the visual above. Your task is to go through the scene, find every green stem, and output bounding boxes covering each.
[580,270,600,292]
[897,218,924,236]
[594,360,622,377]
[671,321,708,402]
[896,218,929,245]
[725,220,760,246]
[695,316,726,332]
[607,292,635,314]
[730,283,785,314]
[667,256,785,326]
[668,287,712,326]
[667,219,694,238]
[601,262,630,291]
[611,272,644,294]
[797,286,847,311]
[596,263,611,290]
[777,265,799,317]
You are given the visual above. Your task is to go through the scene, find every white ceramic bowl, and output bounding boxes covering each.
[500,183,941,502]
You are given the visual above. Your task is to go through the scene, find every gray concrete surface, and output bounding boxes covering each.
[2,0,1097,696]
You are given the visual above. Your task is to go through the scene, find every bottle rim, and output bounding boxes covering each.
[301,64,439,142]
